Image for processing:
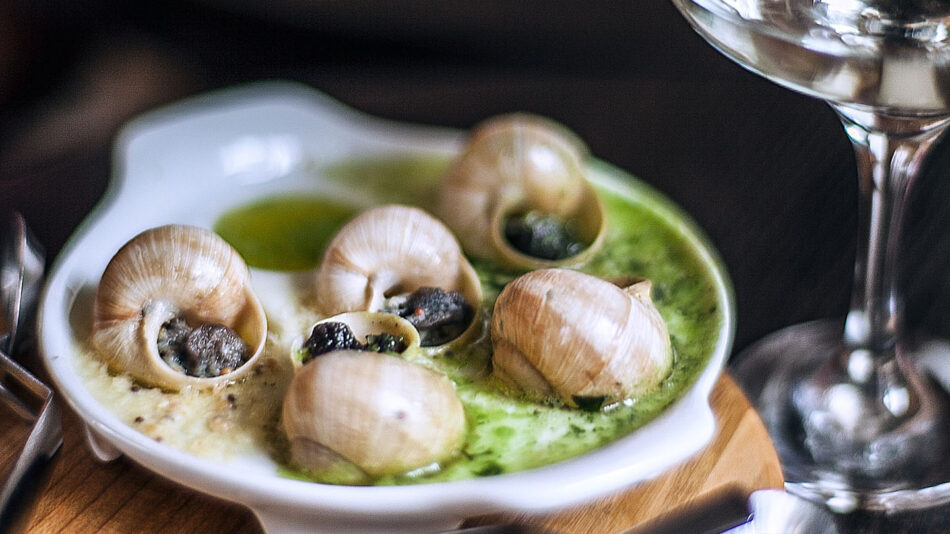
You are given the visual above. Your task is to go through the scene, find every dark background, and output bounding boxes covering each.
[3,1,950,531]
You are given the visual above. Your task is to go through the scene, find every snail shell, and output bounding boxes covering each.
[282,351,466,482]
[490,268,672,408]
[438,114,606,269]
[292,311,421,368]
[314,204,482,348]
[91,225,267,390]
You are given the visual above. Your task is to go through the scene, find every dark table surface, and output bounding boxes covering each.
[3,1,950,532]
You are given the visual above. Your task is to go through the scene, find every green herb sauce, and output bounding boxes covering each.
[215,155,725,485]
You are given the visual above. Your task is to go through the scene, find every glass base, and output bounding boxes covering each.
[733,319,950,513]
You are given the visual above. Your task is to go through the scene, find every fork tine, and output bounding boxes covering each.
[0,346,45,421]
[0,349,63,533]
[0,381,34,422]
[0,389,62,533]
[0,349,51,409]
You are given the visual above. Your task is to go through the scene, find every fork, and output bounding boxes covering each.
[0,213,63,533]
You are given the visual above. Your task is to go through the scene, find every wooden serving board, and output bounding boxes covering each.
[2,374,783,534]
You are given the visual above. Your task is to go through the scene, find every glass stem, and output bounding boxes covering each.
[834,106,950,360]
[787,108,950,482]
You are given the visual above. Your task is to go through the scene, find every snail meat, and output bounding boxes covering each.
[384,286,473,347]
[503,211,585,260]
[302,321,363,359]
[294,311,421,368]
[362,333,407,353]
[157,318,249,378]
[302,321,407,364]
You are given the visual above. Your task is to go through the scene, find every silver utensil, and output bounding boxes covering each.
[621,488,838,534]
[739,489,838,533]
[444,525,564,534]
[446,488,836,534]
[0,212,62,534]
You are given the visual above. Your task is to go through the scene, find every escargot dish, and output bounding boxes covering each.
[63,104,728,493]
[314,204,482,348]
[282,351,466,484]
[91,224,267,390]
[491,268,673,410]
[437,114,606,269]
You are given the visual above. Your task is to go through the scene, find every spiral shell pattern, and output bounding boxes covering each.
[91,225,266,390]
[438,114,606,269]
[491,268,672,408]
[282,351,466,481]
[314,205,482,348]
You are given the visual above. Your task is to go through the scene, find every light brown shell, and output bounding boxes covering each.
[313,204,482,349]
[490,268,672,408]
[91,225,267,390]
[438,114,606,269]
[282,351,466,482]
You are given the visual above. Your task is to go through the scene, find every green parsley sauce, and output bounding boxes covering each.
[214,155,726,485]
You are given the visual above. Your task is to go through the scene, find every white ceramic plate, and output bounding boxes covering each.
[38,81,735,534]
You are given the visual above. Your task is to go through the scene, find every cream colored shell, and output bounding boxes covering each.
[282,351,466,482]
[313,204,482,348]
[491,268,672,408]
[91,225,267,390]
[438,114,606,269]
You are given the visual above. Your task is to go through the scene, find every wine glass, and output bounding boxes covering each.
[671,0,950,513]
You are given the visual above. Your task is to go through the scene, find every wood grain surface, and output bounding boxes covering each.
[1,374,782,534]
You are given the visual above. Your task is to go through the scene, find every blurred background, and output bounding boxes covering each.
[4,3,950,529]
